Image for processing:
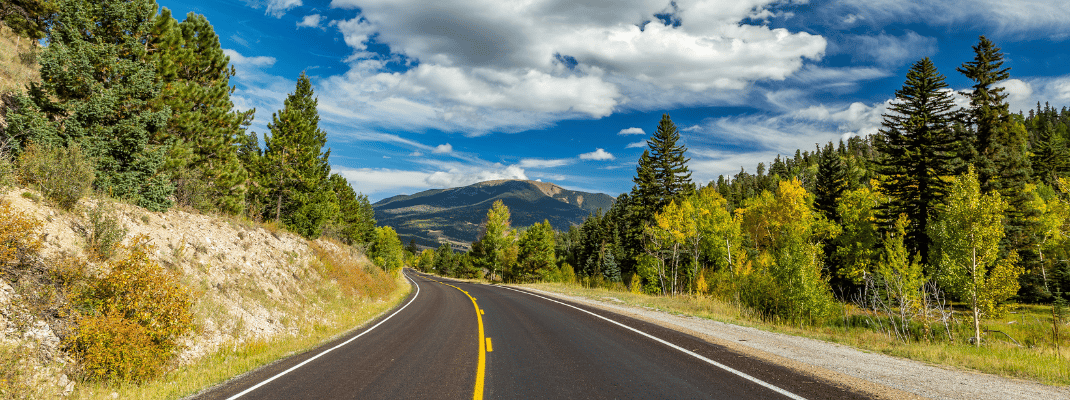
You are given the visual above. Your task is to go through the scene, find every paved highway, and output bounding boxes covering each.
[197,269,868,399]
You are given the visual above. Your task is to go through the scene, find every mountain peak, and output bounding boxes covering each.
[373,179,614,250]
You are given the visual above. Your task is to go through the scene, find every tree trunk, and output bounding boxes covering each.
[972,246,981,347]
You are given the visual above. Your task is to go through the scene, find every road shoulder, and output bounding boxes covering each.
[514,286,1069,400]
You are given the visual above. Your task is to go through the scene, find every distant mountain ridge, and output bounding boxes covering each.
[373,179,615,250]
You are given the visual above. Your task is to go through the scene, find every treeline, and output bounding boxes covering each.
[0,0,380,248]
[422,37,1070,341]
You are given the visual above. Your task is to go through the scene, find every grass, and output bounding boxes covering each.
[68,270,411,399]
[0,24,39,95]
[520,282,1070,387]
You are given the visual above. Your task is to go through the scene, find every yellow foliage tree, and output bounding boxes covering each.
[930,168,1024,346]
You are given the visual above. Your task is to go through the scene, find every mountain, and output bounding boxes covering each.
[373,179,615,250]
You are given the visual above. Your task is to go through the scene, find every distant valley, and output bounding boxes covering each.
[373,180,615,250]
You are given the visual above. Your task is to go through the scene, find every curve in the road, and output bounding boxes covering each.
[223,272,422,400]
[421,275,487,400]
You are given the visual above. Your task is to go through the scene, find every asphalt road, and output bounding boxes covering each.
[196,269,870,400]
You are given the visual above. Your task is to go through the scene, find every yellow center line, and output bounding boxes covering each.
[486,337,493,352]
[421,274,487,400]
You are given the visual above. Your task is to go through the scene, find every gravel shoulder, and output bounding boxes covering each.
[517,286,1070,400]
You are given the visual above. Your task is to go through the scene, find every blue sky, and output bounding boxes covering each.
[157,0,1070,202]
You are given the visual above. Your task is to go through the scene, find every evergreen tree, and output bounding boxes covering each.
[326,173,376,246]
[0,0,55,47]
[875,57,959,264]
[633,114,694,215]
[13,0,174,211]
[149,9,255,214]
[517,220,556,282]
[959,36,1041,299]
[814,142,848,223]
[1031,109,1070,187]
[260,72,337,238]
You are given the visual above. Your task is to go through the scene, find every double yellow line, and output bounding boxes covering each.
[422,274,488,400]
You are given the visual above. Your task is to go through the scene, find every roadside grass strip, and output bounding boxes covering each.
[223,272,421,400]
[497,285,807,400]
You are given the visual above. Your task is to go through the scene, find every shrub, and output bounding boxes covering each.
[76,201,127,261]
[0,199,42,267]
[68,236,194,382]
[17,143,95,210]
[0,142,13,191]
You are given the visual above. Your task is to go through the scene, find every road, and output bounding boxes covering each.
[197,269,869,399]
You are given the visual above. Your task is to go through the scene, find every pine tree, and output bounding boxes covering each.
[875,57,959,264]
[633,114,694,216]
[260,72,337,238]
[1031,111,1070,187]
[327,173,376,246]
[959,36,1040,299]
[0,0,55,48]
[15,0,174,211]
[149,9,255,214]
[815,142,848,223]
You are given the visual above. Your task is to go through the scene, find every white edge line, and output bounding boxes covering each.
[225,271,421,400]
[496,286,806,400]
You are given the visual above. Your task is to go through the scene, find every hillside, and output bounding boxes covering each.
[373,179,615,249]
[0,187,406,398]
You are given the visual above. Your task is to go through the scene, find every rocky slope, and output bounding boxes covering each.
[0,187,396,397]
[373,179,615,250]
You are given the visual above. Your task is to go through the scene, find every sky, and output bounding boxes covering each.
[156,0,1070,202]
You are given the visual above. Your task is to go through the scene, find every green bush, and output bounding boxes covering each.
[17,143,95,210]
[68,237,194,382]
[0,144,13,191]
[76,201,127,261]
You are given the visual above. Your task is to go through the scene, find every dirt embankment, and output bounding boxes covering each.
[0,188,387,397]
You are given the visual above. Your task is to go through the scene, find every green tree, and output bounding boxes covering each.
[325,173,376,246]
[259,73,337,238]
[633,114,694,216]
[475,200,515,280]
[517,220,555,283]
[959,36,1040,299]
[929,168,1023,346]
[369,226,404,270]
[875,57,959,264]
[148,9,254,214]
[12,0,174,211]
[831,187,882,287]
[815,141,848,223]
[0,0,56,48]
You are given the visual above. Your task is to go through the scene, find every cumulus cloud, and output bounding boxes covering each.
[618,127,645,135]
[334,162,530,200]
[831,0,1070,38]
[297,14,322,29]
[223,49,276,67]
[626,141,647,148]
[425,164,527,187]
[1000,76,1070,114]
[316,0,827,134]
[580,148,615,161]
[432,143,453,154]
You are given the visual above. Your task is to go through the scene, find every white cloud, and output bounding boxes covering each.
[518,158,573,168]
[618,127,645,135]
[626,141,647,148]
[1000,76,1070,114]
[297,14,322,29]
[266,0,302,18]
[334,163,529,201]
[831,0,1070,39]
[852,31,938,67]
[317,0,827,134]
[432,143,453,154]
[580,148,615,161]
[409,151,424,157]
[223,49,276,67]
[425,164,527,187]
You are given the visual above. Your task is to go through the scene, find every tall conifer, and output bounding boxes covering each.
[875,57,959,264]
[260,72,337,238]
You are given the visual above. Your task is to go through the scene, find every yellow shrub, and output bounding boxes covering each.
[69,311,164,382]
[0,199,41,268]
[68,236,194,382]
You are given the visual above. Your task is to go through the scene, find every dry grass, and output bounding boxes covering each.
[0,24,39,96]
[522,282,1070,386]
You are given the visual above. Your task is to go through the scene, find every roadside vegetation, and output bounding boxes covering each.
[0,1,405,397]
[415,37,1070,386]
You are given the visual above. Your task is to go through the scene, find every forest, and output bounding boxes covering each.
[418,37,1070,348]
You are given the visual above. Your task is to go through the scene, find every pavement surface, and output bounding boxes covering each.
[195,270,872,399]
